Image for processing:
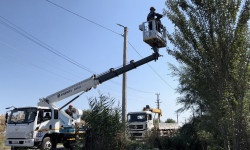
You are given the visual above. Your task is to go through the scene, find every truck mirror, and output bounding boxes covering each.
[5,112,8,125]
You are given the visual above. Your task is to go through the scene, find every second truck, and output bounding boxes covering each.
[127,105,179,139]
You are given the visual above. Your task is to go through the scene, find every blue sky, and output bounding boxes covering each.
[0,0,191,125]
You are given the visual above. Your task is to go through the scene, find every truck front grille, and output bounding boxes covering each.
[132,133,143,137]
[7,132,26,138]
[129,125,144,129]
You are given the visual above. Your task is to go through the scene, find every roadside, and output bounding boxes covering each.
[0,132,9,150]
[0,114,8,149]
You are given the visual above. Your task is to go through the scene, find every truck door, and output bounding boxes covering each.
[37,109,52,124]
[36,109,52,132]
[147,114,154,129]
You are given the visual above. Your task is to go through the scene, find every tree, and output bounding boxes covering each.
[165,118,176,123]
[81,109,91,121]
[164,0,249,149]
[84,93,126,149]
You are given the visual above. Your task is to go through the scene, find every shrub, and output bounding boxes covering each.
[84,93,126,150]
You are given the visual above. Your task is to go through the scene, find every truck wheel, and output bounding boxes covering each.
[63,141,72,149]
[40,137,53,150]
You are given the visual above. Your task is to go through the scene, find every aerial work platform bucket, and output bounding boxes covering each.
[139,20,166,48]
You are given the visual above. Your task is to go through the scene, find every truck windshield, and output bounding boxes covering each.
[8,108,37,124]
[127,113,147,122]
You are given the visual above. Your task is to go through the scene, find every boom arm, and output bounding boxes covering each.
[143,105,162,116]
[97,52,159,83]
[40,52,159,105]
[43,76,99,104]
[152,108,162,116]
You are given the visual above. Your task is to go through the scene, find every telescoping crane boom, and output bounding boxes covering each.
[39,52,160,106]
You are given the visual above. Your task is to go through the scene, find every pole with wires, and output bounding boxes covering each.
[155,93,161,123]
[118,24,128,124]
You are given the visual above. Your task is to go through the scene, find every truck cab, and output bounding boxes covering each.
[5,106,59,148]
[5,105,82,149]
[127,111,154,138]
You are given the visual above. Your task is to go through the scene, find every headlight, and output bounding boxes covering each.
[26,131,33,138]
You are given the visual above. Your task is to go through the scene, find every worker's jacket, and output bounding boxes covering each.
[65,108,73,117]
[147,11,163,21]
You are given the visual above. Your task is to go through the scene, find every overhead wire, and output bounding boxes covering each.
[0,15,95,74]
[0,15,155,94]
[45,0,122,36]
[109,80,154,94]
[0,39,84,80]
[0,37,153,95]
[0,43,76,82]
[128,41,174,90]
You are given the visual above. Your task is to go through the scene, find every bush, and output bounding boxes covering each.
[140,116,225,150]
[84,93,126,150]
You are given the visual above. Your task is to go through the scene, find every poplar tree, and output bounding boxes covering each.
[164,0,249,149]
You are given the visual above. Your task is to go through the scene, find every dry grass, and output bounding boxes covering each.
[0,115,6,132]
[0,115,9,149]
[0,134,9,149]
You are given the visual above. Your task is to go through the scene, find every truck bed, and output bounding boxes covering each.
[156,123,179,130]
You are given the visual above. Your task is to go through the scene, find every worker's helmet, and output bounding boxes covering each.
[69,105,72,107]
[150,7,155,11]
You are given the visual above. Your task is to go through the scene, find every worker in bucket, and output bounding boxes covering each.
[65,105,74,117]
[147,6,163,32]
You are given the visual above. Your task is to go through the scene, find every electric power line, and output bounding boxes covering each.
[0,39,154,94]
[0,16,95,74]
[110,80,154,94]
[46,0,122,36]
[0,39,84,80]
[0,46,76,82]
[0,16,155,94]
[128,41,174,90]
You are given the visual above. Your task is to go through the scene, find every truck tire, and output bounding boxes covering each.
[63,141,72,149]
[40,137,53,150]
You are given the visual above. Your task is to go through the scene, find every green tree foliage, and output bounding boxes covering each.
[84,93,126,150]
[162,116,222,150]
[141,116,215,150]
[164,0,249,149]
[81,109,91,121]
[165,118,176,123]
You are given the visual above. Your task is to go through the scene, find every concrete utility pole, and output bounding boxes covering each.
[155,93,161,109]
[155,93,161,123]
[118,24,128,123]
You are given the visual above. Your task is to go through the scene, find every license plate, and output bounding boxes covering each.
[12,141,19,144]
